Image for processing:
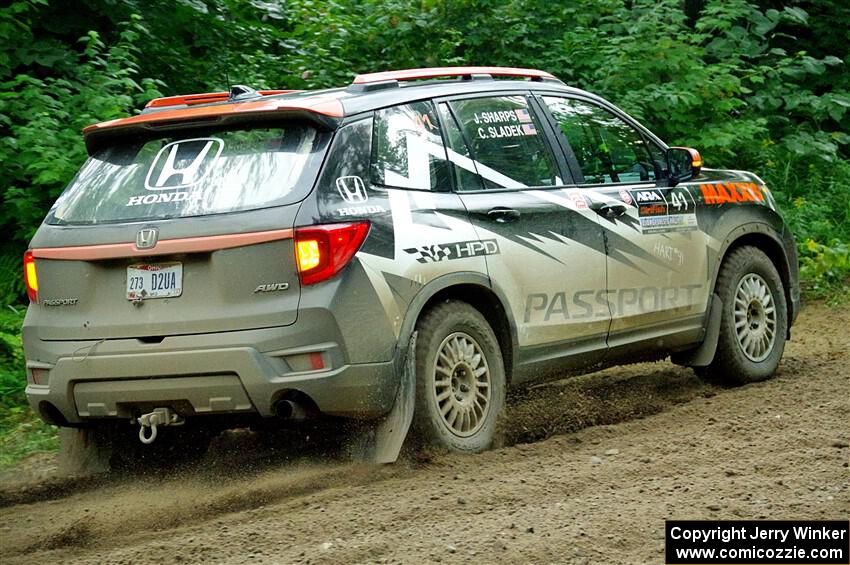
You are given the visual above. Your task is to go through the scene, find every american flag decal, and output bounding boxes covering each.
[522,123,537,136]
[514,108,532,122]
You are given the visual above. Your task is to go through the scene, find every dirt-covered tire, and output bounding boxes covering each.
[698,245,788,386]
[58,424,213,474]
[411,300,505,453]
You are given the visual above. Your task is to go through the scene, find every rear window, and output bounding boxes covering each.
[47,124,330,225]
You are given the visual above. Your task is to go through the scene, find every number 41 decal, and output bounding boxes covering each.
[668,189,694,213]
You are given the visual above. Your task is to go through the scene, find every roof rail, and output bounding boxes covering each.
[145,89,299,109]
[351,66,560,85]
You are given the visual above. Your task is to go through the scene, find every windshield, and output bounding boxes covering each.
[47,123,330,224]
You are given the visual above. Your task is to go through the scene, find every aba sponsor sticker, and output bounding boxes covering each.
[629,187,698,234]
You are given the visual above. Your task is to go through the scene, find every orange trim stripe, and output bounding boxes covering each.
[32,228,294,261]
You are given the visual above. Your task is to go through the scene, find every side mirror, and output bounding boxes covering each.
[667,147,702,185]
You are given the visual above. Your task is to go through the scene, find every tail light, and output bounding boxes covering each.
[23,250,38,302]
[295,222,370,285]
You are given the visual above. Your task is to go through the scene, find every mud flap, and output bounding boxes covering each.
[359,331,417,464]
[672,293,722,367]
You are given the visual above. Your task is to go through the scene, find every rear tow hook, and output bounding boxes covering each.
[134,407,184,444]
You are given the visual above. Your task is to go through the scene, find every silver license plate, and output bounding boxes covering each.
[127,262,183,300]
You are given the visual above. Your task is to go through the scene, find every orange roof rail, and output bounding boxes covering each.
[352,66,558,85]
[145,89,299,109]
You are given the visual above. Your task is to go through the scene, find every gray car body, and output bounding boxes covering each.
[23,78,801,428]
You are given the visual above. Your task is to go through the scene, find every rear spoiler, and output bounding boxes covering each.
[83,95,344,155]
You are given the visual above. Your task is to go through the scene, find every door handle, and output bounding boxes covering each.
[487,207,521,223]
[589,201,628,219]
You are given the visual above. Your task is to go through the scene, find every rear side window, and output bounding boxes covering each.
[446,96,560,190]
[47,124,330,225]
[542,96,658,185]
[370,101,449,190]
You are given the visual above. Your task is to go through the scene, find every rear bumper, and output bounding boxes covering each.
[23,323,398,425]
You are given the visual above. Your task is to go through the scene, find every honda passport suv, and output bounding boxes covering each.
[22,67,800,465]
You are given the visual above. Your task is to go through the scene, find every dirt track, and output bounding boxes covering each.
[1,302,848,564]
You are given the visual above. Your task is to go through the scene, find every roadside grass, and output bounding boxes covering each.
[0,407,58,467]
[0,305,58,467]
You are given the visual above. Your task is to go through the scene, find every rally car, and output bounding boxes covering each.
[22,67,800,466]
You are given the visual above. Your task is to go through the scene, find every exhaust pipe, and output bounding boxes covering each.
[274,399,306,420]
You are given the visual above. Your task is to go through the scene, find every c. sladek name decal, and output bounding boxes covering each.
[525,284,703,322]
[404,239,500,263]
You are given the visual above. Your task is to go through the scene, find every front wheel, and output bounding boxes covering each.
[698,245,788,385]
[412,300,505,453]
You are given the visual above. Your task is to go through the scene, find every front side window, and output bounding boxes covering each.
[370,101,449,190]
[48,123,329,224]
[542,96,658,185]
[447,96,560,190]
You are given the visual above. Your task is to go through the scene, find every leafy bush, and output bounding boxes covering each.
[0,0,847,465]
[0,4,162,307]
[799,239,850,298]
[1,0,847,301]
[0,306,55,467]
[0,306,25,408]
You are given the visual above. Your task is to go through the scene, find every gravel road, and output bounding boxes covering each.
[1,301,847,564]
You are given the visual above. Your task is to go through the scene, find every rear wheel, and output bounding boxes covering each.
[698,246,788,385]
[412,300,505,453]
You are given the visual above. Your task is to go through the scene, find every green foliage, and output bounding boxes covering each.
[0,306,55,467]
[1,0,847,304]
[0,410,58,467]
[0,0,847,462]
[799,239,850,298]
[0,306,25,407]
[0,2,163,306]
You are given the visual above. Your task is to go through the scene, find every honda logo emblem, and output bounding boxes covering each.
[136,227,159,250]
[145,137,224,190]
[336,176,368,203]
